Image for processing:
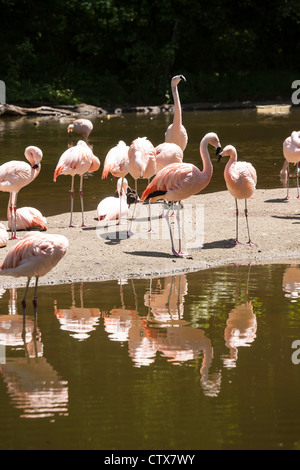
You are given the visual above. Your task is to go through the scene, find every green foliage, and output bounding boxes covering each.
[0,0,299,105]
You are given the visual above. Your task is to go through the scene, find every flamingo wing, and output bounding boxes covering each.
[141,163,196,202]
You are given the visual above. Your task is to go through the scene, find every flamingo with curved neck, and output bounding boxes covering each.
[0,146,43,239]
[218,144,257,246]
[141,132,222,256]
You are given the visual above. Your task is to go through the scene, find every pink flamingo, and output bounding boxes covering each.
[102,140,129,180]
[282,131,300,199]
[97,177,129,224]
[67,119,93,140]
[141,132,222,256]
[54,140,100,227]
[0,232,69,316]
[165,75,188,151]
[218,145,257,245]
[0,223,8,247]
[0,146,43,239]
[128,137,156,232]
[7,206,47,232]
[102,141,130,220]
[155,142,183,172]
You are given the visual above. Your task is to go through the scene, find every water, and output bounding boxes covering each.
[0,107,298,219]
[0,109,299,450]
[0,263,299,450]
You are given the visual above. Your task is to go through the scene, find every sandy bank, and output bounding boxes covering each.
[0,187,299,289]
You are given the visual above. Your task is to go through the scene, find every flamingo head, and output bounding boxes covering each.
[217,145,237,162]
[67,124,74,134]
[171,75,186,87]
[25,146,43,168]
[202,132,222,156]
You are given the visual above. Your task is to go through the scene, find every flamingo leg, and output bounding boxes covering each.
[10,192,18,239]
[79,175,86,227]
[285,163,290,200]
[118,176,124,225]
[233,198,241,245]
[175,202,189,256]
[69,175,75,227]
[148,201,153,233]
[245,199,255,246]
[8,193,14,238]
[127,179,138,236]
[21,277,31,335]
[165,205,177,256]
[297,162,300,199]
[33,276,39,319]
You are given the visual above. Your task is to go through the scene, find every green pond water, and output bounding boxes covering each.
[0,106,298,220]
[0,263,299,450]
[0,108,299,450]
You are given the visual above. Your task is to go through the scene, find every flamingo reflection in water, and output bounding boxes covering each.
[282,264,300,301]
[222,264,257,369]
[0,288,69,419]
[103,276,221,396]
[54,282,101,341]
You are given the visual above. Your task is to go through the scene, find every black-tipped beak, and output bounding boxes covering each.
[217,153,223,163]
[180,75,186,82]
[32,163,39,169]
[216,146,222,156]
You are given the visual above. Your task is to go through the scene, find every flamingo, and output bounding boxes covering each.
[54,140,100,227]
[102,141,130,220]
[0,223,8,247]
[0,232,69,316]
[0,146,43,239]
[155,142,183,172]
[141,132,222,256]
[165,75,188,151]
[67,118,93,140]
[282,131,300,199]
[128,137,156,232]
[97,177,129,224]
[7,206,47,232]
[218,145,257,246]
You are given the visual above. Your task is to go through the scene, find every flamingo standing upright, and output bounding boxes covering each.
[128,137,156,232]
[0,232,69,316]
[165,75,188,151]
[141,132,222,256]
[0,146,43,239]
[54,140,100,227]
[218,145,257,245]
[97,177,129,224]
[282,131,300,199]
[67,119,93,141]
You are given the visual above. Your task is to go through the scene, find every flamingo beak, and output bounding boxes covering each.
[216,146,222,156]
[180,75,186,82]
[32,163,39,169]
[217,153,223,163]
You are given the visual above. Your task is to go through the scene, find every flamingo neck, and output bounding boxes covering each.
[225,153,238,174]
[199,139,213,181]
[172,84,182,128]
